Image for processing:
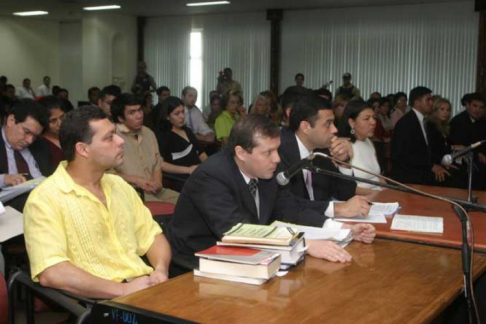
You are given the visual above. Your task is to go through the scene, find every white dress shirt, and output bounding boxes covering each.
[412,108,428,145]
[184,106,214,136]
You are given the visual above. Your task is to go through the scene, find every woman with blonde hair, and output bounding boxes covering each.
[215,90,244,146]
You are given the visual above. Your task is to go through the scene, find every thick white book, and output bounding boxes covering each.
[391,214,444,234]
[194,269,268,286]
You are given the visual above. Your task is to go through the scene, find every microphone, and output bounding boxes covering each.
[276,153,315,186]
[441,140,486,165]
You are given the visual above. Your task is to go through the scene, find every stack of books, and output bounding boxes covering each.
[194,245,281,285]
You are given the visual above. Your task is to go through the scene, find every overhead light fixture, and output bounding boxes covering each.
[13,11,49,16]
[83,5,121,11]
[187,1,230,7]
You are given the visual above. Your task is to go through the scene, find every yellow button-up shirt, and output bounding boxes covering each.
[24,162,162,282]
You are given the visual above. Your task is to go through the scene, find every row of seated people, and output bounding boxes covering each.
[0,84,484,299]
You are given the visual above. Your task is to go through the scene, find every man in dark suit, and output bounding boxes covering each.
[279,95,370,214]
[0,99,53,210]
[449,92,486,190]
[168,115,375,273]
[391,86,449,185]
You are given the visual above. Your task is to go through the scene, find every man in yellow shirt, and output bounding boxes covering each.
[23,106,171,299]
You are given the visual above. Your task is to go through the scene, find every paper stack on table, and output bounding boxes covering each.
[391,214,444,234]
[0,204,24,242]
[334,202,400,224]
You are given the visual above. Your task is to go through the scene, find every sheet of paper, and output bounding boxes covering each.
[0,206,24,242]
[391,214,443,234]
[369,202,400,215]
[334,213,387,224]
[272,221,351,241]
[0,176,46,203]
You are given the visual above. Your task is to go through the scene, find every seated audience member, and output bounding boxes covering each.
[206,94,222,129]
[390,92,407,128]
[332,94,349,129]
[23,106,170,298]
[111,93,179,204]
[168,115,375,271]
[142,92,155,129]
[368,92,381,101]
[377,97,394,132]
[5,84,17,101]
[181,86,215,143]
[37,76,52,97]
[0,99,54,210]
[250,94,270,115]
[261,90,283,125]
[156,97,208,191]
[342,101,382,192]
[391,86,448,185]
[425,98,467,188]
[17,79,36,99]
[37,96,66,168]
[88,87,100,106]
[152,86,171,131]
[56,88,69,100]
[215,91,243,146]
[280,86,309,127]
[97,85,121,117]
[279,95,369,205]
[449,92,486,189]
[203,90,219,121]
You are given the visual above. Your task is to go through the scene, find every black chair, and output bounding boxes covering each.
[8,270,94,324]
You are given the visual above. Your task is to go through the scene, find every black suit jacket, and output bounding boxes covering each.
[277,127,356,201]
[391,110,433,184]
[167,150,330,268]
[449,111,486,155]
[0,134,54,177]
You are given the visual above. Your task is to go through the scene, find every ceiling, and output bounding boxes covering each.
[0,0,471,21]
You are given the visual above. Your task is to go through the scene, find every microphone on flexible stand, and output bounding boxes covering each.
[309,151,480,323]
[276,153,316,186]
[441,140,486,165]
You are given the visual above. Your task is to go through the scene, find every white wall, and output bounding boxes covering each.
[59,22,83,105]
[0,18,59,92]
[82,13,137,95]
[280,1,479,114]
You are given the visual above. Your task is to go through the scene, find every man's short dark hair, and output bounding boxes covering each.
[394,91,407,103]
[9,99,48,129]
[181,86,197,97]
[314,88,333,101]
[6,84,15,91]
[59,106,107,162]
[227,115,280,156]
[88,87,100,97]
[295,73,304,80]
[37,96,63,114]
[111,93,140,123]
[409,86,432,107]
[23,78,30,83]
[156,86,170,96]
[0,76,7,83]
[99,85,121,100]
[464,92,486,105]
[288,95,332,132]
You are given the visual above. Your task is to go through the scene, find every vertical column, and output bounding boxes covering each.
[266,9,283,95]
[137,17,146,63]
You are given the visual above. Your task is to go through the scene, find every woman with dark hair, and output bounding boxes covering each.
[37,96,66,168]
[425,98,467,188]
[156,96,208,187]
[214,90,243,146]
[342,101,382,191]
[390,92,407,128]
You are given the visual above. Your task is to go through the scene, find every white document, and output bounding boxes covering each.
[369,202,400,215]
[334,213,387,224]
[272,221,352,241]
[0,176,45,203]
[391,214,444,234]
[0,205,24,242]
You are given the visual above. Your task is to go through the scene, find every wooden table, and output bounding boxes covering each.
[368,185,486,252]
[93,239,486,324]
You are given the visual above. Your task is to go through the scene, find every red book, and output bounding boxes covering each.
[195,246,279,265]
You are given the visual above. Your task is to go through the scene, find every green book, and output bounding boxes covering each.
[222,223,299,246]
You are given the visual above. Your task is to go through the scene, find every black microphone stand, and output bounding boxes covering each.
[465,152,476,204]
[307,163,480,323]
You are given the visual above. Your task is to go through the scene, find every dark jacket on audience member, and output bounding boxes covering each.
[167,150,331,269]
[0,135,54,210]
[449,111,486,155]
[391,110,433,185]
[278,126,356,201]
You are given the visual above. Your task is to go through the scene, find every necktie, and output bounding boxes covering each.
[305,170,314,201]
[14,150,31,176]
[248,179,258,199]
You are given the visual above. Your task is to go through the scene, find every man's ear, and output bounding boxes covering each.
[6,114,15,127]
[234,145,248,162]
[74,142,90,159]
[299,120,311,134]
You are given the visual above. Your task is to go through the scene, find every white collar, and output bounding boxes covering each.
[295,134,311,159]
[412,108,425,123]
[238,169,258,185]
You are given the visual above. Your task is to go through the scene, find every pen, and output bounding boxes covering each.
[367,201,374,206]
